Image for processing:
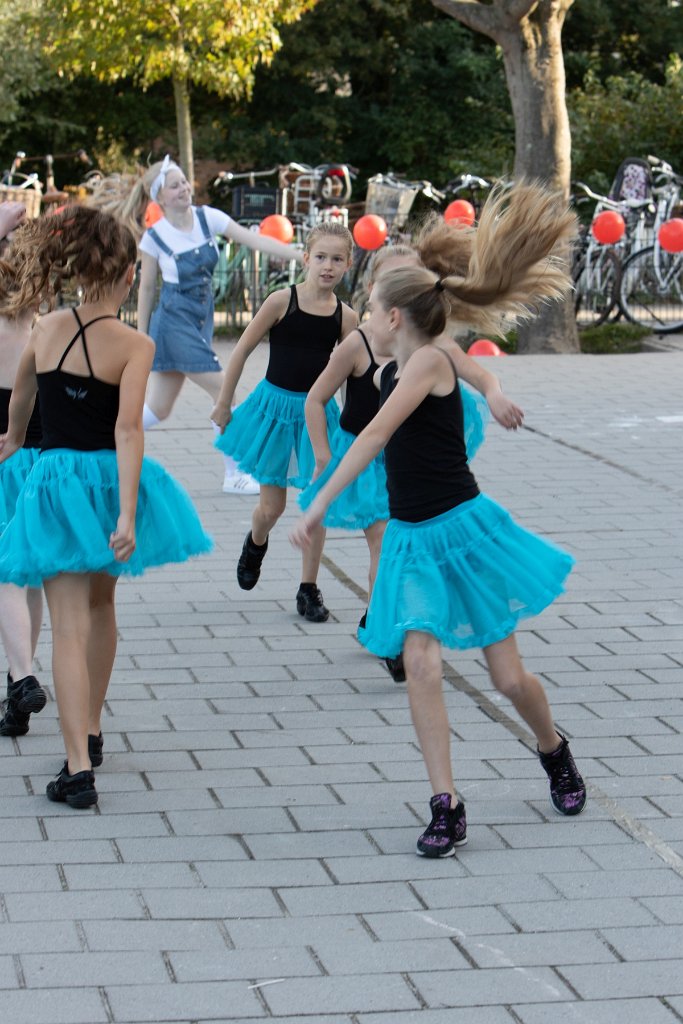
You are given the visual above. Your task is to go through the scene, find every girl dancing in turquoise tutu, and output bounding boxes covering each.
[211,221,357,623]
[0,208,212,809]
[299,241,524,681]
[291,183,586,857]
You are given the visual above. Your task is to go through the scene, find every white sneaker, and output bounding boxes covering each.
[222,471,260,495]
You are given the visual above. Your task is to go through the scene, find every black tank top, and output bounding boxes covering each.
[339,329,380,437]
[380,351,479,522]
[38,310,120,452]
[0,388,42,448]
[266,285,343,392]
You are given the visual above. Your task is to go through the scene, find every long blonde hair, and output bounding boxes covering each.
[375,182,577,339]
[84,161,167,243]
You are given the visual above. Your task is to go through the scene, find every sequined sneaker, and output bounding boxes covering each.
[46,763,98,809]
[296,585,329,623]
[0,674,47,737]
[416,793,467,858]
[538,734,586,816]
[237,531,268,590]
[222,471,260,495]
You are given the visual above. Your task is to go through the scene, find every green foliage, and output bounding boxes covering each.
[578,322,650,353]
[0,1,51,148]
[37,0,318,99]
[569,57,683,191]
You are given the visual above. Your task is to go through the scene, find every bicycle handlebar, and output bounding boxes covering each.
[571,181,651,210]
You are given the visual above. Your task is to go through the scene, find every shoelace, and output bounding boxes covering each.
[551,756,581,794]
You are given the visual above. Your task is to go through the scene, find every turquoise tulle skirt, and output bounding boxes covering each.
[0,447,40,531]
[298,384,490,531]
[215,379,341,489]
[0,449,213,587]
[299,428,388,529]
[358,494,574,657]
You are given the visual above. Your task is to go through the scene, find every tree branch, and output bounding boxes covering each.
[430,1,501,39]
[431,0,539,40]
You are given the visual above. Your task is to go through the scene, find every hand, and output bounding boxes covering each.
[289,507,323,549]
[0,202,27,240]
[109,515,136,562]
[0,433,20,464]
[210,404,232,432]
[487,391,524,430]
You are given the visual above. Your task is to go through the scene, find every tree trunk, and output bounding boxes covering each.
[432,0,579,353]
[500,3,579,352]
[173,74,194,187]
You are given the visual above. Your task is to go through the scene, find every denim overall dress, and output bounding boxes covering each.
[147,206,221,373]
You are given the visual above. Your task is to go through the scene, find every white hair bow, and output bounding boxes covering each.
[150,154,178,201]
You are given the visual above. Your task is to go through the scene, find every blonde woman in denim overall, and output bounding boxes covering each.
[137,158,302,493]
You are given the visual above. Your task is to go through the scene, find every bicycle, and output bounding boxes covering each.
[570,180,654,329]
[618,155,683,333]
[1,149,94,218]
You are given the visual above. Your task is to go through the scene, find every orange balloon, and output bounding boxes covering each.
[468,338,505,357]
[144,201,163,227]
[259,214,294,244]
[591,210,625,245]
[353,214,388,250]
[658,218,683,254]
[444,199,476,226]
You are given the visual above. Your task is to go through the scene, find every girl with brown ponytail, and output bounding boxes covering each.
[291,182,587,857]
[0,207,212,810]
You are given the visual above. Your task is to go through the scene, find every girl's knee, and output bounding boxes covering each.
[491,667,534,701]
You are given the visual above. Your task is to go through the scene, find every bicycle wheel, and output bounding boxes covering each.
[618,245,683,333]
[574,247,620,329]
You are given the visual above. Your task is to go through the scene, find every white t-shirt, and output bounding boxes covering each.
[139,206,235,284]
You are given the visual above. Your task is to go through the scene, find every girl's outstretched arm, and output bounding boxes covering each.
[305,331,366,475]
[291,347,440,548]
[210,288,289,431]
[0,330,38,463]
[225,220,304,266]
[445,341,524,430]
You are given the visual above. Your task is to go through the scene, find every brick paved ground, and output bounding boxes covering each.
[1,340,682,1024]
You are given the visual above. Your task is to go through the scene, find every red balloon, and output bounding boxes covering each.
[444,199,476,226]
[468,338,506,357]
[591,210,625,245]
[658,217,683,254]
[144,201,163,227]
[259,214,294,244]
[353,214,388,250]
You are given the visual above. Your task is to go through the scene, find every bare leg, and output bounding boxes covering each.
[43,574,93,774]
[185,370,224,402]
[363,519,386,599]
[301,523,326,584]
[145,371,186,422]
[86,574,118,737]
[251,484,287,545]
[483,633,561,753]
[403,630,458,801]
[0,583,40,681]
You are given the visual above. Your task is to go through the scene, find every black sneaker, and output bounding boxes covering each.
[296,585,329,623]
[237,531,268,590]
[0,673,47,737]
[417,793,467,858]
[88,732,103,768]
[358,611,367,631]
[384,654,406,682]
[46,762,98,809]
[538,734,586,816]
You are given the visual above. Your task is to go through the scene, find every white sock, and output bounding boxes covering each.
[143,404,161,430]
[212,422,237,475]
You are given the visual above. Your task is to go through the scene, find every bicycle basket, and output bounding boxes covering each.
[231,186,278,221]
[0,185,42,219]
[608,158,652,204]
[364,177,422,230]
